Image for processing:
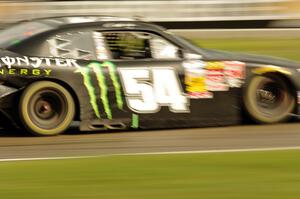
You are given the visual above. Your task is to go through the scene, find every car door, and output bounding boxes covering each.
[97,30,244,128]
[95,30,195,128]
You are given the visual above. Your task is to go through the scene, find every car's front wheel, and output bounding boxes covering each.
[19,81,75,136]
[244,74,295,124]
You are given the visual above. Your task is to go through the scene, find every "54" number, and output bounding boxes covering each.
[118,67,189,113]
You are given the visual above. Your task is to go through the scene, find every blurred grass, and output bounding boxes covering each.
[0,150,300,199]
[1,37,300,199]
[191,38,300,61]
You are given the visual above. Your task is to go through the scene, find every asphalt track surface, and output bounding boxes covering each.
[1,123,300,159]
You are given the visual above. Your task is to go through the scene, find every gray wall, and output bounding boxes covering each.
[0,0,296,23]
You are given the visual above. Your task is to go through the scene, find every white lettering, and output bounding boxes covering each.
[1,56,15,68]
[55,58,67,67]
[43,58,52,66]
[16,56,29,66]
[29,57,42,68]
[66,59,80,68]
[0,56,81,69]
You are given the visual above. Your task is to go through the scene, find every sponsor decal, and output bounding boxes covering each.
[131,114,139,129]
[184,60,246,99]
[106,62,123,110]
[185,69,213,99]
[0,56,80,69]
[76,61,123,119]
[224,61,245,88]
[0,56,80,77]
[0,68,52,76]
[205,62,224,70]
[184,60,213,99]
[90,63,112,120]
[205,62,228,91]
[76,66,100,118]
[188,91,213,99]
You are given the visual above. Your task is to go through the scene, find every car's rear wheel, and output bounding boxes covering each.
[19,81,75,136]
[244,74,295,124]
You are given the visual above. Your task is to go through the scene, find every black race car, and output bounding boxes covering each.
[0,16,299,136]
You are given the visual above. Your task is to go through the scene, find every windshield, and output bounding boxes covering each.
[0,21,53,49]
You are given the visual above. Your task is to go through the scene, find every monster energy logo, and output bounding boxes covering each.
[76,61,123,119]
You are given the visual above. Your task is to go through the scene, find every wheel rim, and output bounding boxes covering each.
[254,77,290,117]
[27,88,68,130]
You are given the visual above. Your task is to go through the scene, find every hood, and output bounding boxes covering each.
[201,48,300,69]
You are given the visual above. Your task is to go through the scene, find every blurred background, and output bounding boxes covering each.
[0,0,299,28]
[1,0,300,61]
[1,2,300,199]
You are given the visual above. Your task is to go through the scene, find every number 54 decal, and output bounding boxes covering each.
[118,67,189,113]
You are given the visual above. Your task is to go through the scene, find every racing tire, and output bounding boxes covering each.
[19,81,75,136]
[244,74,295,124]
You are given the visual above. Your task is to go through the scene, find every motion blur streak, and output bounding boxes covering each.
[2,146,300,162]
[172,28,300,38]
[0,0,298,25]
[1,123,300,159]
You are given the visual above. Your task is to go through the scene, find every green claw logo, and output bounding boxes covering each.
[76,61,123,119]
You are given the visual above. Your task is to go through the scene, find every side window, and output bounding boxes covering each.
[94,31,180,60]
[47,32,97,60]
[103,31,151,60]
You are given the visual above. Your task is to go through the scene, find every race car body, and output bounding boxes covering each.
[0,16,299,135]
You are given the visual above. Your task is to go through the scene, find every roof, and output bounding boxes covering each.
[22,15,162,30]
[28,15,137,27]
[31,15,165,32]
[0,15,167,49]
